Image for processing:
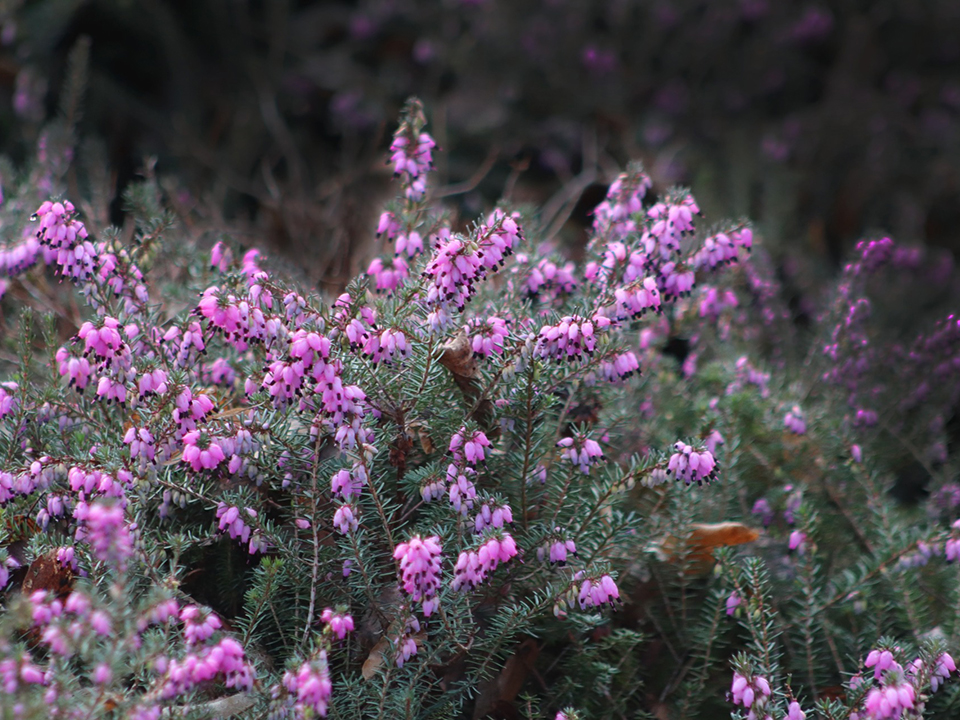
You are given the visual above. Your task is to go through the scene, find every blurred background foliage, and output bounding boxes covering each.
[1,0,960,294]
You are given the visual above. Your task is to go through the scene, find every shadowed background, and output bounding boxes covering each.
[2,0,960,294]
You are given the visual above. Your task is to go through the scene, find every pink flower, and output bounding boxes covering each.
[452,533,518,592]
[729,671,771,709]
[216,503,257,546]
[537,536,577,565]
[331,465,367,500]
[393,535,443,614]
[210,241,231,272]
[946,536,960,563]
[784,405,807,434]
[395,231,423,258]
[473,502,514,533]
[522,256,577,299]
[163,637,254,697]
[83,501,133,568]
[725,592,741,616]
[595,351,640,383]
[320,608,355,640]
[367,255,409,294]
[447,465,477,515]
[182,431,226,472]
[536,314,607,361]
[90,610,112,636]
[852,444,863,463]
[931,653,957,692]
[93,663,112,685]
[284,652,332,717]
[788,530,807,554]
[389,129,435,200]
[466,316,509,358]
[124,427,156,463]
[377,211,399,239]
[592,165,651,242]
[180,605,222,645]
[865,649,898,681]
[449,427,492,465]
[666,441,718,485]
[577,574,621,609]
[333,504,358,534]
[557,434,604,474]
[362,327,409,364]
[613,277,663,319]
[56,347,93,391]
[0,382,18,419]
[423,234,484,310]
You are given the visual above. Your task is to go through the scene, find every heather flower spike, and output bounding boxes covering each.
[394,535,443,616]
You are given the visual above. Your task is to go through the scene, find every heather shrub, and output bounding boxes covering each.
[0,97,958,720]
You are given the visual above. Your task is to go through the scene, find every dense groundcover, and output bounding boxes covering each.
[1,4,960,720]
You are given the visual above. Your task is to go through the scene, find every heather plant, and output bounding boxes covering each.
[0,97,958,720]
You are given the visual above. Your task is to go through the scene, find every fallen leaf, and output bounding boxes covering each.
[21,549,75,599]
[362,637,389,680]
[472,638,540,719]
[439,331,494,429]
[660,522,760,572]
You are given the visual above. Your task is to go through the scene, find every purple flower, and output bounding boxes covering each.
[180,605,222,645]
[333,504,358,534]
[321,608,355,640]
[557,434,604,474]
[182,431,226,472]
[82,501,133,569]
[473,502,514,533]
[666,442,718,485]
[730,671,771,709]
[537,535,577,565]
[283,652,332,717]
[784,405,807,434]
[536,314,609,362]
[452,533,518,592]
[788,530,807,554]
[466,316,509,358]
[367,255,409,294]
[449,427,493,465]
[393,535,443,615]
[577,574,621,610]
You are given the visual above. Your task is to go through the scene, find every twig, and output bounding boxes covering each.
[432,146,499,199]
[303,432,324,643]
[539,128,598,241]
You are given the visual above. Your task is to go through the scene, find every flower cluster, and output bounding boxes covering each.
[730,671,772,714]
[575,574,621,610]
[449,426,492,465]
[666,442,718,485]
[394,535,443,616]
[592,164,652,242]
[282,652,333,718]
[452,533,518,592]
[466,316,509,358]
[536,314,609,361]
[320,608,354,640]
[537,534,577,565]
[783,405,806,435]
[389,99,436,202]
[557,434,604,474]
